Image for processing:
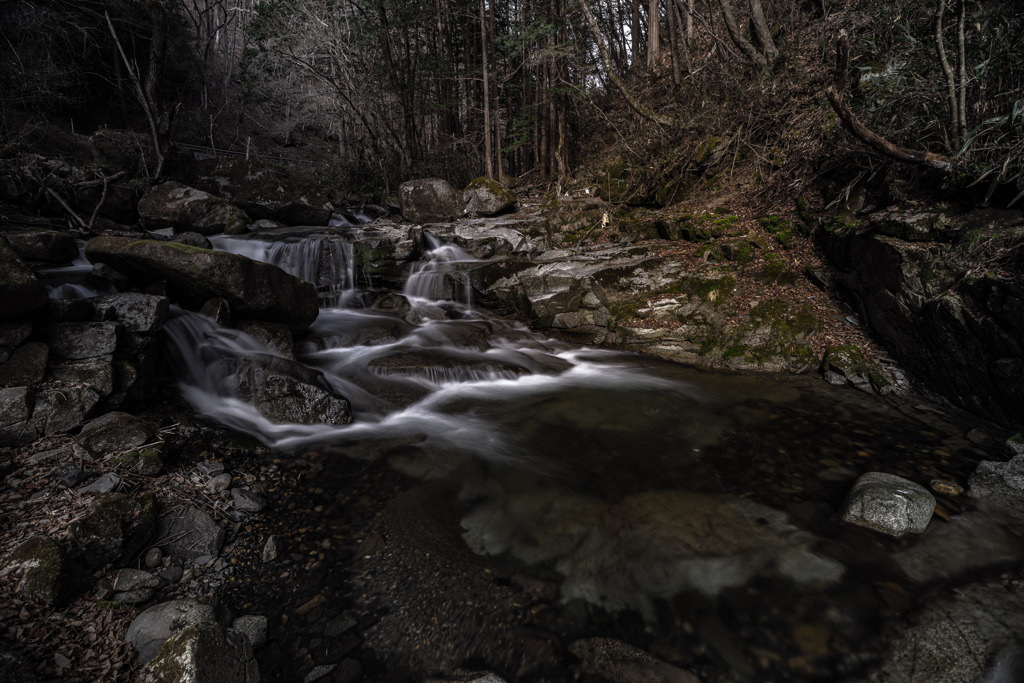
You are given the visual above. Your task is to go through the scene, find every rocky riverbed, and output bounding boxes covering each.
[2,169,1024,683]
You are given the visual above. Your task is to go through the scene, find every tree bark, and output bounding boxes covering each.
[826,30,951,171]
[647,0,659,68]
[747,0,778,63]
[481,0,493,179]
[935,0,960,143]
[716,0,767,67]
[956,0,968,143]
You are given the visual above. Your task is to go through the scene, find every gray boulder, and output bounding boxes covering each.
[155,505,224,562]
[85,236,319,332]
[0,387,33,429]
[0,384,101,446]
[399,178,462,223]
[0,238,47,320]
[126,599,219,664]
[841,472,935,538]
[0,342,49,387]
[0,535,89,607]
[463,177,517,217]
[93,293,170,334]
[49,356,114,398]
[230,615,269,649]
[138,181,248,236]
[173,232,214,249]
[0,322,32,362]
[67,492,159,568]
[210,353,352,425]
[136,621,259,683]
[74,411,155,457]
[44,322,118,360]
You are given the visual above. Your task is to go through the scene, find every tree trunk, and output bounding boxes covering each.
[647,0,659,68]
[935,0,960,144]
[481,0,493,179]
[716,0,767,67]
[747,0,778,63]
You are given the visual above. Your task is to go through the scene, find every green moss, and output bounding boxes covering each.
[757,258,799,285]
[465,176,516,203]
[760,214,794,248]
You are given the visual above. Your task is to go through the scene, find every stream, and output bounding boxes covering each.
[110,223,1024,679]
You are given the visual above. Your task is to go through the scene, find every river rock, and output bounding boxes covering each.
[0,384,101,446]
[173,231,214,249]
[0,340,45,387]
[0,322,32,361]
[0,535,89,607]
[2,227,79,262]
[235,200,331,226]
[399,178,462,223]
[236,319,294,359]
[569,638,700,683]
[93,293,170,334]
[78,472,121,493]
[49,356,114,398]
[75,411,154,457]
[0,386,33,428]
[126,598,219,663]
[841,472,935,538]
[137,621,258,683]
[67,492,159,568]
[968,454,1024,501]
[0,238,47,319]
[44,321,118,360]
[230,615,268,649]
[84,236,319,332]
[156,505,224,561]
[113,568,161,592]
[463,177,517,217]
[209,353,352,425]
[230,488,267,513]
[138,181,248,236]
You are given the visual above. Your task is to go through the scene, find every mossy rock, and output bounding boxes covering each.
[137,622,257,683]
[721,240,754,264]
[693,136,732,167]
[67,492,159,568]
[0,535,89,607]
[109,445,165,477]
[464,177,517,217]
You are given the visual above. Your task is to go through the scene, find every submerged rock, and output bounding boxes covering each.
[84,236,319,332]
[841,472,935,538]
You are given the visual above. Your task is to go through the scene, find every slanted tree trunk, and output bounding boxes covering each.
[826,30,951,171]
[748,0,778,63]
[716,0,767,67]
[935,0,960,144]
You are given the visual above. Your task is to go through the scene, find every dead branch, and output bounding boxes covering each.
[826,30,952,172]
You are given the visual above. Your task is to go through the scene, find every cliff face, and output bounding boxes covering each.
[818,206,1024,428]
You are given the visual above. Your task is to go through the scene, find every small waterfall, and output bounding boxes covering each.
[403,233,476,306]
[211,236,360,308]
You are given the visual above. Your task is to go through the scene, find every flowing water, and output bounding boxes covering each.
[160,227,1022,680]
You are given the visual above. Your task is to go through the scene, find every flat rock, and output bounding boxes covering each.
[2,228,78,262]
[841,472,935,538]
[569,638,700,683]
[230,488,267,513]
[0,342,48,387]
[44,322,118,360]
[113,568,160,592]
[75,411,154,457]
[49,356,114,397]
[93,293,170,334]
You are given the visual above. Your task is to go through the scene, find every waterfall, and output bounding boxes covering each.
[403,233,476,306]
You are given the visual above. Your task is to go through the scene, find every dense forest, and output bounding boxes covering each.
[1,0,1021,204]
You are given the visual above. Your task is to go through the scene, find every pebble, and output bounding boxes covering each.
[196,461,226,478]
[262,535,280,563]
[206,473,232,493]
[929,479,964,496]
[231,488,267,512]
[194,555,214,568]
[324,615,357,638]
[157,566,183,584]
[144,547,163,569]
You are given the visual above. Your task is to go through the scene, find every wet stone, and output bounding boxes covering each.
[231,488,267,513]
[196,461,226,478]
[113,568,160,592]
[0,342,48,387]
[304,664,337,683]
[44,322,118,360]
[231,615,269,649]
[206,473,232,493]
[113,588,155,604]
[841,472,935,538]
[262,535,280,563]
[144,547,162,569]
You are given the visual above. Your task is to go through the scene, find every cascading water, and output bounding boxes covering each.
[161,226,1019,682]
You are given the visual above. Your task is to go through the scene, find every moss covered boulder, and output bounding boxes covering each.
[463,177,517,217]
[84,236,318,332]
[137,622,258,683]
[138,181,248,236]
[0,535,89,607]
[67,492,159,568]
[0,238,47,320]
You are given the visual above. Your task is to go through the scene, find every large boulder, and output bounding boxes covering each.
[234,200,330,226]
[0,535,89,607]
[74,411,155,457]
[398,178,462,223]
[463,177,517,217]
[208,353,352,425]
[138,181,248,236]
[84,236,319,332]
[0,384,100,446]
[0,238,47,320]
